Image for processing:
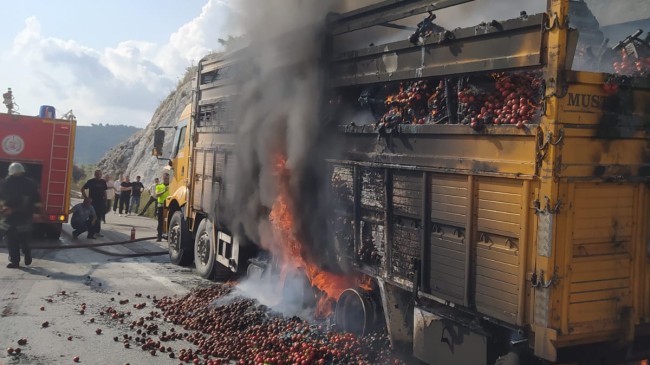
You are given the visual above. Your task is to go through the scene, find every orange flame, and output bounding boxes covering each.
[268,155,355,318]
[357,275,374,292]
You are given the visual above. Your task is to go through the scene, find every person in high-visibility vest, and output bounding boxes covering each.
[154,173,170,242]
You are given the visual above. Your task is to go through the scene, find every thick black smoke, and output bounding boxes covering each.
[226,0,345,272]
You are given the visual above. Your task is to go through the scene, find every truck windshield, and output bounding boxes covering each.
[171,120,188,158]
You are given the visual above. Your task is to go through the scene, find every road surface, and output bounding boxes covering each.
[0,209,208,365]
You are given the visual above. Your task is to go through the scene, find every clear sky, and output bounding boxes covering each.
[0,0,234,127]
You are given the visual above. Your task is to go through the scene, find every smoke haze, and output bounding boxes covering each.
[227,0,344,274]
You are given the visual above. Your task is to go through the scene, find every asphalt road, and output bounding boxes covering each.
[0,209,209,365]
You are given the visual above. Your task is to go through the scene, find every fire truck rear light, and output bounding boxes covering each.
[48,215,66,221]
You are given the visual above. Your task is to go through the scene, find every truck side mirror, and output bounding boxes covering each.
[153,129,165,157]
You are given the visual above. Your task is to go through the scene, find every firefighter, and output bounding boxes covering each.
[154,173,170,242]
[0,162,41,268]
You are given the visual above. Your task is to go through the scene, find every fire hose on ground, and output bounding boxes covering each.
[0,236,170,258]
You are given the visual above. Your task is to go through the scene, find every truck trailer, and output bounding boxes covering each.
[0,101,76,239]
[154,0,650,363]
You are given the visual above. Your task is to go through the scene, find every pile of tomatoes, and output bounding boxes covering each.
[150,284,404,365]
[612,49,650,76]
[376,72,543,131]
[379,80,432,128]
[458,72,543,130]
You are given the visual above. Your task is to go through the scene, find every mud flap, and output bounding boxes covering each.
[377,280,412,351]
[533,325,557,362]
[413,307,488,365]
[216,231,238,272]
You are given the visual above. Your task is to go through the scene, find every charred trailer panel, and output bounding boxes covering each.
[328,160,533,362]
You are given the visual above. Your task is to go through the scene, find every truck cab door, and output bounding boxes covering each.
[169,118,190,197]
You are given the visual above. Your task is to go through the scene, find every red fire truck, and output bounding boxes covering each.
[1,92,76,239]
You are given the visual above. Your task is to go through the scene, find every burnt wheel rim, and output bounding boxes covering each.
[169,223,181,254]
[196,231,210,265]
[336,289,373,335]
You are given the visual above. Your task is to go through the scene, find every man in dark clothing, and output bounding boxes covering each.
[81,169,107,238]
[0,162,41,268]
[119,176,132,216]
[69,198,96,239]
[128,175,144,215]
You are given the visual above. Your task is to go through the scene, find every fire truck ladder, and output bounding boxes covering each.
[45,117,74,214]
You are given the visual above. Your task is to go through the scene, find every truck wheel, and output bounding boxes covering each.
[194,219,217,279]
[168,211,193,266]
[335,288,380,336]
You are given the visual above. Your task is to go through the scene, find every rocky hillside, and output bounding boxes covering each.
[74,124,142,165]
[96,80,192,186]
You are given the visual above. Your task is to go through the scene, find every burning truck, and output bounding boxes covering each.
[153,0,650,364]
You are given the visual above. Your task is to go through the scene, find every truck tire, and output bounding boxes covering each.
[194,219,232,280]
[168,211,193,266]
[194,218,217,279]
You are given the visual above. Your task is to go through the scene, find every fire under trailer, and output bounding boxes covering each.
[155,0,650,363]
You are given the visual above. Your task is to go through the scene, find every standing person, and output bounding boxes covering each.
[155,173,170,242]
[69,198,96,239]
[102,174,112,222]
[138,177,159,216]
[118,176,132,216]
[81,169,107,238]
[112,176,121,213]
[129,176,144,215]
[0,163,41,268]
